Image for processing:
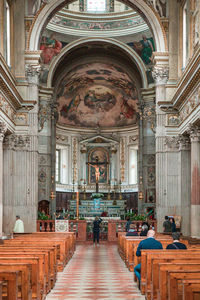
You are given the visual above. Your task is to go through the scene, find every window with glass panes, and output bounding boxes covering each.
[87,0,106,12]
[55,149,60,183]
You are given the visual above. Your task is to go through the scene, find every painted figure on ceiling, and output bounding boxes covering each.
[40,34,62,64]
[130,35,155,65]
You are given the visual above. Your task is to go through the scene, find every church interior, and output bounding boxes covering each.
[0,0,200,299]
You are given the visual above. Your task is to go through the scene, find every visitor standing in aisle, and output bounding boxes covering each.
[93,216,102,246]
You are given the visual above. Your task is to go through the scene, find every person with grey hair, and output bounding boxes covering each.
[166,232,187,249]
[134,230,163,284]
[13,216,24,233]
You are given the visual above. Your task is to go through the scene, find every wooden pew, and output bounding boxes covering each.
[168,270,200,300]
[182,279,200,300]
[0,245,57,288]
[12,234,73,270]
[140,249,200,299]
[0,257,40,299]
[0,280,3,299]
[0,263,32,300]
[0,270,19,300]
[155,262,200,300]
[0,252,46,297]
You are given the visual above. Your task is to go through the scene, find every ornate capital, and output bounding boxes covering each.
[25,64,41,84]
[152,66,169,85]
[187,124,200,143]
[0,120,7,142]
[145,0,167,17]
[178,135,190,151]
[165,136,179,150]
[3,134,30,151]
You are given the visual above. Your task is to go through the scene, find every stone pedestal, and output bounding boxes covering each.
[108,221,117,242]
[189,125,200,238]
[77,220,87,241]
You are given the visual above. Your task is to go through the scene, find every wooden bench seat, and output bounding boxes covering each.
[0,263,32,300]
[0,270,19,300]
[0,252,47,298]
[155,262,200,300]
[182,279,200,300]
[140,249,200,299]
[0,245,57,288]
[0,257,40,300]
[168,270,200,300]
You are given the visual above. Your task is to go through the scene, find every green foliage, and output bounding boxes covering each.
[91,193,104,199]
[38,211,49,220]
[125,213,147,221]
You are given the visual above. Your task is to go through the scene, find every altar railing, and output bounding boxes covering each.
[37,219,157,241]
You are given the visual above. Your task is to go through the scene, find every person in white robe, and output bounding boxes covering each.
[13,216,24,233]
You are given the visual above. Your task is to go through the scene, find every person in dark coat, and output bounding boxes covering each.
[163,216,172,233]
[134,230,163,283]
[125,217,132,232]
[166,232,187,249]
[170,217,176,232]
[93,216,102,246]
[140,224,148,236]
[126,224,138,236]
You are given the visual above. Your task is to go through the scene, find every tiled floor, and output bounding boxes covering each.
[46,243,145,300]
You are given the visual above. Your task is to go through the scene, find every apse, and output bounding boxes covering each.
[56,62,139,129]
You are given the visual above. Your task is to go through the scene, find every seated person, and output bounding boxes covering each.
[140,224,148,236]
[134,230,163,284]
[170,217,176,232]
[163,216,172,233]
[126,224,138,236]
[166,232,187,249]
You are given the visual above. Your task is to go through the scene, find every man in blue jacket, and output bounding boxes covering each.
[134,230,163,284]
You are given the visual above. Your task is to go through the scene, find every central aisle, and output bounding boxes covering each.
[46,243,145,300]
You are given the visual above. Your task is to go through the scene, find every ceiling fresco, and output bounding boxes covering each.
[57,63,139,128]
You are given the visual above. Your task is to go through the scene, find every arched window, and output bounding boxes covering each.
[87,0,106,12]
[5,1,10,66]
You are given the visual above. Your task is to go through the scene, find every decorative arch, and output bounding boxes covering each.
[27,0,167,53]
[46,37,148,89]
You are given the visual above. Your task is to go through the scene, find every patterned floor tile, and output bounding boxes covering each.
[46,243,145,300]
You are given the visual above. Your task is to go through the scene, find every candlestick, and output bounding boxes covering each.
[76,191,79,220]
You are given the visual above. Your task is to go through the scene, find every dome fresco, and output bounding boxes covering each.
[57,63,139,129]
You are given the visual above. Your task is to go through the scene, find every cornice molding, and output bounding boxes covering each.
[0,54,36,110]
[158,46,200,109]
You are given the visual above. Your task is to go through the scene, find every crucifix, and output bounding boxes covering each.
[86,156,109,193]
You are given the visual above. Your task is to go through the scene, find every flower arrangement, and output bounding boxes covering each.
[91,193,104,199]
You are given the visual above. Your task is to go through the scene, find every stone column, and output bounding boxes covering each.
[38,90,54,215]
[152,66,169,231]
[188,125,200,237]
[0,121,7,236]
[178,135,191,236]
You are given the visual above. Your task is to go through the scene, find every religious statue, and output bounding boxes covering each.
[88,163,100,182]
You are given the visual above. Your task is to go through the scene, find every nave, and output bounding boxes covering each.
[46,243,145,300]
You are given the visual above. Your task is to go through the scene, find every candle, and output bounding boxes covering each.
[76,192,79,220]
